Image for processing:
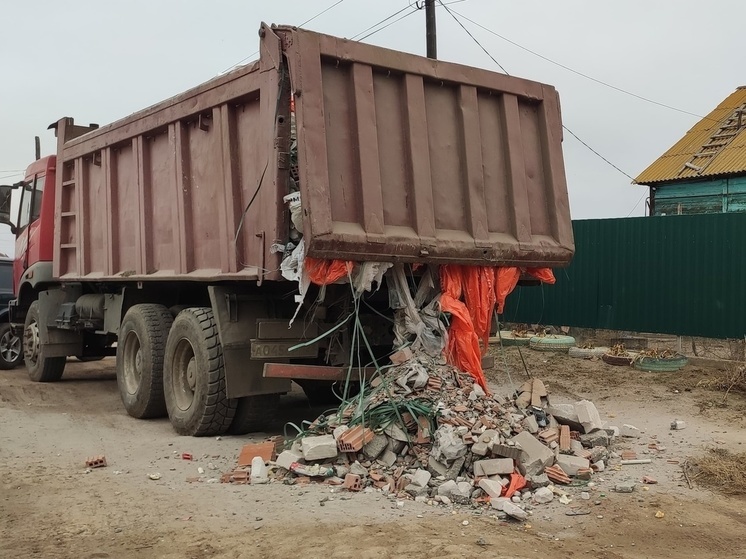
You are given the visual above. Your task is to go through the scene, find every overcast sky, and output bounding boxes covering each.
[0,0,741,257]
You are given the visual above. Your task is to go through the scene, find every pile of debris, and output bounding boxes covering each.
[223,350,619,521]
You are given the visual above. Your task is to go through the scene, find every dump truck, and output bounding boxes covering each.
[0,24,573,436]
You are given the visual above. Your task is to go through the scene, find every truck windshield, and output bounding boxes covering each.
[18,175,44,230]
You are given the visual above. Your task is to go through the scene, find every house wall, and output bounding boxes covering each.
[651,175,746,215]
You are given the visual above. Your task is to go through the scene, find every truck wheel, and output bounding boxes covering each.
[227,394,280,435]
[0,323,23,369]
[24,301,66,382]
[116,304,173,419]
[163,308,236,436]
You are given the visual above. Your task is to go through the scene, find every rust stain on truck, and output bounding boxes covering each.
[52,24,573,284]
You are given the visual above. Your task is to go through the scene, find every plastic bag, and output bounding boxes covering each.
[462,267,496,354]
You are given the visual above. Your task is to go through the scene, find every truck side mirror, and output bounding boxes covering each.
[0,184,18,235]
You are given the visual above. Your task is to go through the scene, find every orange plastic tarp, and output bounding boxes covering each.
[440,265,489,393]
[305,258,353,286]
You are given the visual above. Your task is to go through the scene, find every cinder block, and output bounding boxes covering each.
[301,435,338,461]
[511,431,554,476]
[474,458,514,477]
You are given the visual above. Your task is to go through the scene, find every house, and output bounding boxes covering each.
[635,87,746,216]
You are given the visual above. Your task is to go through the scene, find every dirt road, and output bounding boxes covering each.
[1,351,744,559]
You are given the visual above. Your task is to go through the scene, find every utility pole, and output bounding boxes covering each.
[425,0,437,59]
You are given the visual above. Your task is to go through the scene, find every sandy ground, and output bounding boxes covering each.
[1,349,745,559]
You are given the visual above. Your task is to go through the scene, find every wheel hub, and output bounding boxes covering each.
[186,358,197,391]
[23,321,40,364]
[1,330,21,363]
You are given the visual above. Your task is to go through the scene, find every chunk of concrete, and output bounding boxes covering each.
[580,430,611,448]
[405,484,429,498]
[670,419,687,430]
[275,450,303,471]
[526,473,550,488]
[431,425,467,463]
[333,425,349,441]
[474,458,514,477]
[478,478,504,498]
[556,455,590,476]
[301,435,338,461]
[250,456,269,484]
[471,441,490,456]
[546,404,583,432]
[615,482,635,493]
[411,469,432,488]
[522,415,539,434]
[511,431,555,476]
[490,497,511,511]
[574,400,603,434]
[363,434,389,459]
[532,487,554,504]
[502,501,529,521]
[437,480,459,497]
[620,424,641,438]
[378,450,397,468]
[350,461,369,477]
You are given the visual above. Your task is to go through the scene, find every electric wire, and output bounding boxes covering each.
[440,1,636,182]
[447,7,709,121]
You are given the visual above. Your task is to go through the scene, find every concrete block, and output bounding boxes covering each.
[556,455,590,476]
[411,469,432,488]
[379,450,397,468]
[620,424,641,438]
[300,435,338,461]
[437,480,459,497]
[478,478,504,498]
[275,450,303,471]
[405,483,429,498]
[502,501,529,521]
[490,497,510,511]
[511,431,555,476]
[670,419,687,430]
[526,473,550,488]
[471,441,490,456]
[491,443,523,461]
[363,434,389,459]
[474,458,514,477]
[574,400,603,433]
[522,415,539,434]
[580,430,610,448]
[546,404,583,432]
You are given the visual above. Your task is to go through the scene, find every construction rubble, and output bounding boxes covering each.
[222,351,626,522]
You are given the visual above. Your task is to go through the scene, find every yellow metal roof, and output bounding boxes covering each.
[635,87,746,185]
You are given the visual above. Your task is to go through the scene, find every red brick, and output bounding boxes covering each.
[85,456,107,469]
[337,426,375,453]
[559,425,571,452]
[238,442,276,466]
[344,473,363,491]
[545,464,571,485]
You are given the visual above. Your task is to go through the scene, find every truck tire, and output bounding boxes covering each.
[116,304,173,419]
[163,308,236,436]
[24,301,66,382]
[0,322,23,369]
[227,394,280,435]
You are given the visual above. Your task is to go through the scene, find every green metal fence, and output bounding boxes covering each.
[503,213,746,339]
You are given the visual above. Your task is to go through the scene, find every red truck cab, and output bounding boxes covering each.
[0,155,57,321]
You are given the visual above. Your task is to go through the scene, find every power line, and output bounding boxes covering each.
[438,1,507,73]
[440,2,635,183]
[447,7,708,121]
[357,8,420,41]
[350,5,413,40]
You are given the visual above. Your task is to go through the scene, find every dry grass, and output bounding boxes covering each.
[688,448,746,495]
[695,366,746,398]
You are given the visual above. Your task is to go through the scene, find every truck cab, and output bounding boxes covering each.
[0,156,57,343]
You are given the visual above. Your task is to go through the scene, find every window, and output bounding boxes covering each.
[17,175,44,230]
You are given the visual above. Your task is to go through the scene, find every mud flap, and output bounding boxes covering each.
[207,286,291,399]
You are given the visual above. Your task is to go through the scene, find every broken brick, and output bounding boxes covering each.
[559,425,571,452]
[238,442,276,467]
[545,464,571,485]
[343,473,363,491]
[337,426,375,453]
[85,456,107,469]
[621,450,638,461]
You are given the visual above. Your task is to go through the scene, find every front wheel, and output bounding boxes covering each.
[24,301,66,382]
[163,308,236,436]
[0,323,23,369]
